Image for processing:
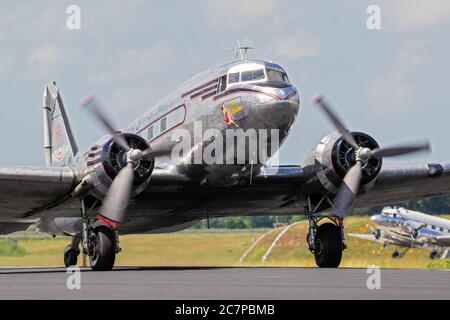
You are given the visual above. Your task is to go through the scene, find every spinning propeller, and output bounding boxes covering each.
[81,96,163,226]
[314,95,431,216]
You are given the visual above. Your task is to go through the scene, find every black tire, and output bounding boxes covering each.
[392,251,402,258]
[430,251,439,259]
[64,245,79,267]
[314,223,343,268]
[89,226,116,271]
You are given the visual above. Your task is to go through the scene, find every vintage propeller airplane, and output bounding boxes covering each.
[0,50,446,270]
[349,207,450,259]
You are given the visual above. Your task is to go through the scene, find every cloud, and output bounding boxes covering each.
[0,53,14,79]
[204,0,277,27]
[269,29,320,61]
[366,39,431,113]
[23,45,63,80]
[87,41,176,86]
[381,0,450,32]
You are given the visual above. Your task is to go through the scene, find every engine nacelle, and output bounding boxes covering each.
[84,133,155,199]
[303,132,382,194]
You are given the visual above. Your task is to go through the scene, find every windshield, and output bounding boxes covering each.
[228,68,266,84]
[227,67,290,86]
[267,68,290,84]
[241,69,265,82]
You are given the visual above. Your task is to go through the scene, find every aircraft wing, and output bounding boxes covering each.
[434,235,450,247]
[0,166,76,233]
[354,162,450,208]
[347,233,382,243]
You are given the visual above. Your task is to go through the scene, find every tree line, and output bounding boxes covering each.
[193,195,450,229]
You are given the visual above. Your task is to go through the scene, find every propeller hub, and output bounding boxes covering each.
[127,148,143,163]
[355,147,372,162]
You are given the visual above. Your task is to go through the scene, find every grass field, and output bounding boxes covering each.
[0,216,449,269]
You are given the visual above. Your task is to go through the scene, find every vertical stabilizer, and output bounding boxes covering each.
[42,82,79,167]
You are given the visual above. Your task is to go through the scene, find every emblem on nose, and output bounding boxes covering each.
[221,98,245,128]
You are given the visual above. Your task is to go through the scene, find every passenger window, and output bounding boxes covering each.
[160,117,167,133]
[228,72,240,84]
[147,126,154,140]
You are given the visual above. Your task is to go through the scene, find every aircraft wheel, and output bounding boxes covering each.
[89,226,116,271]
[392,250,402,258]
[314,223,343,268]
[430,251,439,259]
[64,245,79,267]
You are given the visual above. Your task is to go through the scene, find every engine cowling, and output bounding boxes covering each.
[85,133,155,198]
[304,132,382,194]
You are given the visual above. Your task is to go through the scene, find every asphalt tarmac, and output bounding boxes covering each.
[0,267,448,299]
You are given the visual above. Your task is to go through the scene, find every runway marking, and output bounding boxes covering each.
[238,228,278,263]
[262,221,304,263]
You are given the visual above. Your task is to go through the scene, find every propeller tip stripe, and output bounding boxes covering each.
[313,95,324,104]
[80,95,96,109]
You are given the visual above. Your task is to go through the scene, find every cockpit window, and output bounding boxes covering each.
[267,68,290,84]
[228,72,240,84]
[241,69,265,82]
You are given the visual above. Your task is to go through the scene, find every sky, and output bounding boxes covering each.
[1,0,449,166]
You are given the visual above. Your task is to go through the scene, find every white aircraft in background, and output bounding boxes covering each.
[349,207,450,259]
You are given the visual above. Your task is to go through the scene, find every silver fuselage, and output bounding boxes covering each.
[39,59,300,235]
[80,59,299,186]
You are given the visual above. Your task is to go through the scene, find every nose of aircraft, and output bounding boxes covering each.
[371,214,382,224]
[253,98,299,129]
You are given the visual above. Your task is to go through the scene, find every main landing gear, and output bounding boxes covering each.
[63,199,120,271]
[429,250,439,260]
[306,198,346,268]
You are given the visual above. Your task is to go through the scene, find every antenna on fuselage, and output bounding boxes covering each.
[226,40,254,60]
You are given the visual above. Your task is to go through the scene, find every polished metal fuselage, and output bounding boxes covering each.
[39,59,302,235]
[371,207,450,249]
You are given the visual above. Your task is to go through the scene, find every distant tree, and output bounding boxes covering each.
[191,196,450,230]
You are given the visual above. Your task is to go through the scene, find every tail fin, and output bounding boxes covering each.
[42,82,79,167]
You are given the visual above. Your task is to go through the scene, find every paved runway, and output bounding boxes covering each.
[0,267,448,299]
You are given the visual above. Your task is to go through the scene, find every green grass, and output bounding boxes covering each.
[0,216,448,269]
[241,216,450,269]
[0,239,27,256]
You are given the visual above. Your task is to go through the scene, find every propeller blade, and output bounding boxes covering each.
[371,141,431,159]
[314,95,359,149]
[98,162,134,224]
[334,161,362,216]
[141,147,172,159]
[81,95,130,152]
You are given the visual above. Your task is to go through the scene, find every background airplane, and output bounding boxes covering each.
[1,49,449,271]
[349,207,450,259]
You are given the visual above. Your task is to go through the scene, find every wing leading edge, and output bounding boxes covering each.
[0,166,76,222]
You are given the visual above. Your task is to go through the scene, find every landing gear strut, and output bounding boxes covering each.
[63,199,120,271]
[306,197,346,268]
